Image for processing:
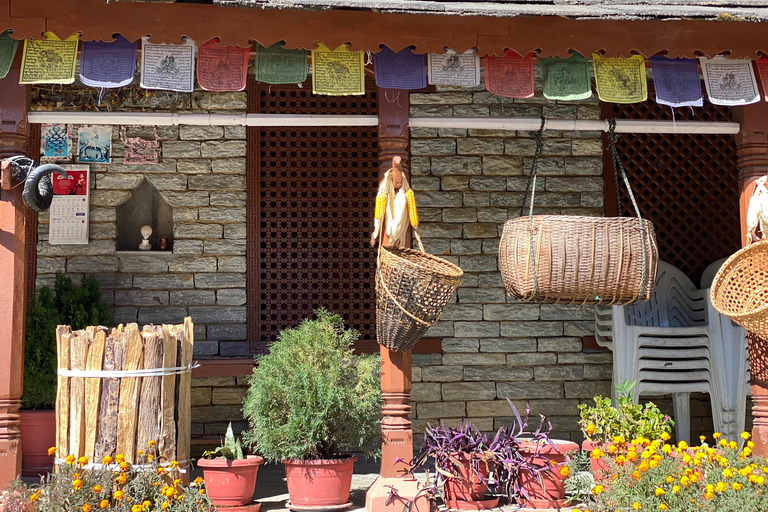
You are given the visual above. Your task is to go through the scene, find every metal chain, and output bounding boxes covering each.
[519,116,546,301]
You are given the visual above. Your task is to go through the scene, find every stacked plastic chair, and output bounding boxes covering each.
[595,261,750,443]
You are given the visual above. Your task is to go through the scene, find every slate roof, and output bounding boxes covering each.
[211,0,768,20]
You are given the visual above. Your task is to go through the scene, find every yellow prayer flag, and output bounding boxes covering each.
[592,54,648,104]
[312,44,365,96]
[20,32,79,85]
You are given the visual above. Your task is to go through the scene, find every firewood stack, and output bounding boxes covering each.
[55,318,194,466]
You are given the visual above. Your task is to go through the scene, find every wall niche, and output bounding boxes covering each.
[116,179,173,251]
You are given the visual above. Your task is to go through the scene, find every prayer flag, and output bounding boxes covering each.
[140,37,196,93]
[0,31,19,80]
[20,32,79,85]
[312,44,365,96]
[755,58,768,102]
[374,46,426,90]
[540,53,592,101]
[700,56,760,106]
[79,35,137,88]
[197,40,249,92]
[592,54,647,104]
[428,49,480,87]
[484,51,534,98]
[650,56,702,107]
[254,42,308,84]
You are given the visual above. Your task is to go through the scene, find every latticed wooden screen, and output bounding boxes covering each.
[602,99,740,286]
[246,78,379,354]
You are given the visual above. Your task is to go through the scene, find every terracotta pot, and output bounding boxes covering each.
[283,456,356,509]
[518,439,579,509]
[20,410,56,477]
[197,455,264,507]
[581,440,612,478]
[442,453,499,510]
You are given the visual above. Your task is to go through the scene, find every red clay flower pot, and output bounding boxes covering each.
[442,453,499,509]
[283,456,356,509]
[518,439,579,509]
[20,410,56,477]
[197,455,264,507]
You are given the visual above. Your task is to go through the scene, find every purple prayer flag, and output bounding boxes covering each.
[374,46,426,90]
[80,35,137,87]
[650,56,703,107]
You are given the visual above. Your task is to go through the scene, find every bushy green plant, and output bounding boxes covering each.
[23,273,113,409]
[202,422,244,460]
[578,380,673,444]
[242,309,381,462]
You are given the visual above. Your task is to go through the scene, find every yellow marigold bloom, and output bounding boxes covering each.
[83,504,92,512]
[700,435,706,442]
[742,431,751,440]
[649,460,659,469]
[559,466,570,477]
[153,482,160,487]
[705,491,714,500]
[102,456,112,465]
[73,473,80,479]
[749,474,758,484]
[713,432,722,439]
[729,441,738,450]
[100,500,109,509]
[66,455,76,465]
[585,423,596,435]
[691,473,699,483]
[641,450,651,459]
[748,441,755,449]
[592,485,604,495]
[607,444,618,454]
[170,460,180,469]
[47,446,56,456]
[157,467,165,474]
[655,488,665,496]
[632,470,641,480]
[660,432,671,441]
[627,451,638,461]
[30,491,40,502]
[639,461,650,472]
[680,476,691,487]
[633,502,642,510]
[148,440,156,447]
[115,473,127,485]
[115,454,125,463]
[652,454,663,461]
[162,503,169,511]
[615,455,627,465]
[742,447,753,457]
[659,504,668,510]
[684,468,693,476]
[759,476,766,485]
[613,435,626,445]
[666,476,674,484]
[174,478,182,487]
[131,505,142,512]
[78,456,88,466]
[176,495,183,501]
[147,455,155,462]
[678,441,688,451]
[194,476,204,485]
[198,489,206,495]
[114,490,124,500]
[590,448,604,459]
[662,444,672,455]
[119,461,129,471]
[733,482,743,490]
[720,458,729,467]
[682,454,692,464]
[723,468,734,478]
[93,485,102,493]
[716,482,726,492]
[672,485,680,493]
[73,479,83,490]
[719,439,728,447]
[142,501,151,510]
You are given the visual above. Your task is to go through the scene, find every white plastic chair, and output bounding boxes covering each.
[595,261,750,443]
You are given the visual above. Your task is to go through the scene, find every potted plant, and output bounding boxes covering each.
[197,422,264,507]
[242,309,381,510]
[21,273,112,476]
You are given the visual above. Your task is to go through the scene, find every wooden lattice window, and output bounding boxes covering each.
[246,78,379,354]
[602,99,740,285]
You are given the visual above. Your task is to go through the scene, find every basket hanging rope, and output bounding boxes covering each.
[373,159,463,352]
[497,117,659,305]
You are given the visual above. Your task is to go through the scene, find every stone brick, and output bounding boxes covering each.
[94,273,134,289]
[174,223,223,239]
[192,405,244,423]
[38,240,116,257]
[411,127,439,138]
[212,387,247,405]
[534,365,584,381]
[173,240,204,255]
[543,104,577,119]
[217,288,247,305]
[163,141,201,158]
[584,364,613,380]
[411,156,431,175]
[483,304,540,321]
[412,383,442,402]
[476,208,507,223]
[204,240,247,255]
[210,192,246,206]
[169,257,217,272]
[463,192,490,206]
[457,255,496,272]
[191,387,212,406]
[454,321,499,338]
[440,304,483,321]
[133,274,194,289]
[225,126,247,139]
[537,337,583,352]
[207,323,247,340]
[138,307,188,324]
[478,272,505,288]
[430,156,483,176]
[198,207,246,223]
[180,125,224,140]
[482,239,499,254]
[465,400,520,417]
[115,290,170,306]
[216,256,245,273]
[420,366,463,382]
[571,139,603,156]
[90,208,116,222]
[197,92,247,110]
[412,177,441,190]
[540,304,596,321]
[564,157,603,176]
[192,377,238,387]
[464,365,533,381]
[469,177,507,191]
[162,192,210,207]
[482,156,523,176]
[37,257,66,274]
[508,398,581,417]
[500,321,563,338]
[146,174,188,191]
[413,354,442,366]
[449,239,481,254]
[443,208,477,223]
[419,223,463,239]
[112,307,138,323]
[457,138,504,156]
[546,176,603,192]
[558,352,612,364]
[488,192,524,208]
[581,193,604,207]
[195,272,246,288]
[458,288,507,304]
[188,306,246,323]
[564,381,612,399]
[411,139,456,156]
[420,239,450,255]
[506,352,557,366]
[442,382,496,401]
[189,174,246,190]
[497,382,564,400]
[173,208,199,221]
[170,290,216,305]
[463,223,500,239]
[505,138,538,156]
[67,256,118,273]
[453,104,490,116]
[224,224,246,239]
[565,321,596,337]
[416,402,466,419]
[442,338,480,353]
[96,173,143,190]
[176,159,212,174]
[90,190,131,207]
[439,128,468,137]
[411,92,473,105]
[417,191,463,208]
[107,162,177,175]
[201,141,247,159]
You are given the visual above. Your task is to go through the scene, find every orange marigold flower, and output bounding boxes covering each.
[66,455,76,465]
[114,490,125,500]
[147,455,155,462]
[713,432,722,439]
[78,456,89,466]
[590,448,604,459]
[153,482,160,487]
[47,446,57,456]
[733,482,743,490]
[638,461,650,472]
[170,460,180,469]
[631,470,641,480]
[83,505,92,512]
[115,473,127,484]
[559,466,570,477]
[119,461,129,471]
[142,501,151,510]
[162,503,169,511]
[742,432,751,440]
[627,451,638,462]
[607,444,618,454]
[660,432,671,441]
[659,504,668,511]
[615,455,626,465]
[655,488,665,496]
[115,454,125,463]
[633,502,642,510]
[672,485,680,494]
[99,500,109,509]
[93,485,102,493]
[198,489,206,495]
[131,505,142,512]
[73,479,83,490]
[666,476,674,484]
[157,467,165,474]
[194,476,204,485]
[137,450,144,457]
[30,491,40,502]
[148,440,156,447]
[585,424,597,436]
[102,456,113,465]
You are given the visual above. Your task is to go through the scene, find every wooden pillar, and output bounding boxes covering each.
[0,68,30,487]
[366,89,429,512]
[733,103,768,455]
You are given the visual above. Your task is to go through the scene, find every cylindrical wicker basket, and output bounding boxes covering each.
[711,240,768,338]
[376,245,463,352]
[498,215,659,305]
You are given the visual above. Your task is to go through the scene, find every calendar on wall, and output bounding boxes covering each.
[49,164,90,245]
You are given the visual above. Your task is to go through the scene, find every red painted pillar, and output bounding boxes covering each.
[0,67,30,487]
[733,103,768,455]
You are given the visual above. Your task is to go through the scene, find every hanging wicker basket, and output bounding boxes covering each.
[710,240,768,338]
[376,244,463,352]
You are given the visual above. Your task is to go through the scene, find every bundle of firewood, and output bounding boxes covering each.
[55,318,194,465]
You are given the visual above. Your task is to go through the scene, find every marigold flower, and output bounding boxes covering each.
[655,487,665,496]
[153,482,160,487]
[30,491,40,502]
[592,484,604,495]
[162,503,169,511]
[99,500,109,509]
[66,455,76,465]
[627,451,638,461]
[659,504,668,511]
[47,446,57,456]
[148,440,156,447]
[73,473,80,479]
[615,455,626,465]
[729,441,738,450]
[115,473,127,484]
[742,431,751,440]
[607,444,618,454]
[147,455,155,462]
[585,423,596,435]
[170,460,180,469]
[632,502,642,510]
[174,478,182,487]
[705,491,715,500]
[131,505,142,512]
[78,456,88,466]
[590,448,604,459]
[758,476,765,485]
[102,455,113,465]
[680,476,691,487]
[723,468,734,478]
[665,476,674,484]
[73,479,83,490]
[559,466,569,477]
[142,501,151,510]
[639,461,650,472]
[612,435,626,445]
[716,482,726,492]
[199,489,206,495]
[660,432,670,441]
[719,439,728,447]
[82,505,92,512]
[733,482,743,490]
[194,476,204,485]
[93,485,102,493]
[137,450,144,456]
[742,447,753,457]
[631,470,641,480]
[114,490,125,500]
[649,460,659,469]
[672,485,680,494]
[157,467,165,474]
[678,441,688,451]
[662,444,672,455]
[115,454,125,463]
[641,450,651,459]
[713,432,722,439]
[700,435,707,442]
[119,461,129,471]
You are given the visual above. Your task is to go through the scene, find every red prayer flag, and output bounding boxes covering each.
[756,58,768,101]
[484,51,535,99]
[197,39,249,92]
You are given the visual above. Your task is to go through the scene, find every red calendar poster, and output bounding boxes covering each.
[49,164,90,245]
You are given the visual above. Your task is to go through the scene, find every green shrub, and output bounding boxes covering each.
[242,308,381,462]
[23,273,113,410]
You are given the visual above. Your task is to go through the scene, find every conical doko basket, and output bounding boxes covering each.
[376,245,463,352]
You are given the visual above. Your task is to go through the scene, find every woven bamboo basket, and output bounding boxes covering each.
[376,245,463,352]
[710,240,768,338]
[498,215,659,305]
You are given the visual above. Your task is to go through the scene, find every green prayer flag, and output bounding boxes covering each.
[0,31,19,80]
[540,53,592,101]
[255,42,308,85]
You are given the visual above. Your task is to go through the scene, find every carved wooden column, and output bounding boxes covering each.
[733,103,768,455]
[0,68,30,487]
[366,89,429,512]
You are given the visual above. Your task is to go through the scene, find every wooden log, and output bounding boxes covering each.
[137,328,163,454]
[159,326,177,462]
[95,332,123,460]
[55,326,72,458]
[68,329,91,458]
[83,327,107,462]
[116,324,143,463]
[176,318,194,475]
